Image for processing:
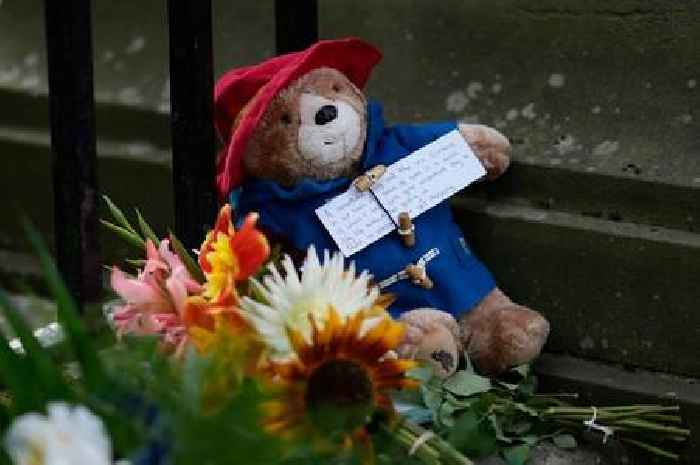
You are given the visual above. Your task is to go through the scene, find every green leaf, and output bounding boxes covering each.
[0,290,69,401]
[448,410,498,458]
[169,231,206,284]
[421,384,443,414]
[502,445,531,465]
[135,208,160,246]
[446,392,476,409]
[0,327,42,413]
[553,434,577,449]
[23,220,107,392]
[488,414,511,443]
[101,220,145,249]
[444,371,492,397]
[439,400,457,428]
[102,195,138,234]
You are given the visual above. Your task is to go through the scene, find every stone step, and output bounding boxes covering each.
[471,161,700,234]
[451,196,700,379]
[535,353,700,465]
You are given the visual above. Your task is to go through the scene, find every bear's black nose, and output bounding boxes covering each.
[315,105,337,125]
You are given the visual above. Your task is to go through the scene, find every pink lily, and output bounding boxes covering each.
[110,239,203,352]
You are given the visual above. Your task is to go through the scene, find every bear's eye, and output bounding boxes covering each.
[281,113,292,125]
[332,83,342,92]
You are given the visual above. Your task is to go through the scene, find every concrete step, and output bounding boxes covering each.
[452,196,700,379]
[535,353,700,465]
[471,161,700,234]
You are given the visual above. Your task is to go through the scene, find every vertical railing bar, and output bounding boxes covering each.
[167,0,218,252]
[43,0,101,310]
[275,0,319,55]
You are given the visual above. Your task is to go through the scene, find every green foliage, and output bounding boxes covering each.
[101,195,206,284]
[442,372,491,398]
[23,220,107,393]
[100,220,145,249]
[168,230,206,284]
[101,195,145,249]
[136,208,160,246]
[0,224,288,464]
[402,357,688,463]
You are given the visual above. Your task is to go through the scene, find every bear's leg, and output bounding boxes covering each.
[461,288,550,375]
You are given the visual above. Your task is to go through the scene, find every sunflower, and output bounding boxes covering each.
[199,205,270,304]
[262,308,416,450]
[240,246,388,358]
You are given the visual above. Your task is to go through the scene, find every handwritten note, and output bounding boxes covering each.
[315,188,395,258]
[316,130,486,256]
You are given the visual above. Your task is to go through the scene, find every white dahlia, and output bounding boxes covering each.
[240,246,384,357]
[4,403,113,465]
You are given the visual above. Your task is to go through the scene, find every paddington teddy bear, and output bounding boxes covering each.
[213,38,550,376]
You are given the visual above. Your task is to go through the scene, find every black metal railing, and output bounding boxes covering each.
[43,0,318,310]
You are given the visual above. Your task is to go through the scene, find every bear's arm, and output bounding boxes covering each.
[389,121,457,154]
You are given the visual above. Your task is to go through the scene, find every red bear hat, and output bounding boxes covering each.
[214,37,382,199]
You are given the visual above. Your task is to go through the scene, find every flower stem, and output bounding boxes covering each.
[385,423,441,465]
[399,420,474,465]
[619,438,681,461]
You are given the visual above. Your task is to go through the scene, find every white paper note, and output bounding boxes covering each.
[315,129,486,256]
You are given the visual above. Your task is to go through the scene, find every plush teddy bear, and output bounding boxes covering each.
[213,38,550,376]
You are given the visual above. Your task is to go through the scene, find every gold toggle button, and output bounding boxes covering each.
[397,212,416,248]
[353,165,387,192]
[405,264,433,289]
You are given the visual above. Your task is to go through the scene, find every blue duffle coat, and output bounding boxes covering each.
[236,101,496,318]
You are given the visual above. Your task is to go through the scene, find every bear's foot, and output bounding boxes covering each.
[461,289,550,375]
[397,308,462,378]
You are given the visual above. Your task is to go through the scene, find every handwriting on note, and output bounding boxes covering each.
[315,129,485,256]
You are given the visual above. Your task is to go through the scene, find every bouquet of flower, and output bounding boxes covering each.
[0,200,475,465]
[102,198,476,465]
[0,199,689,465]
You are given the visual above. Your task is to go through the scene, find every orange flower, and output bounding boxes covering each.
[182,295,249,353]
[262,308,416,451]
[198,205,269,304]
[180,307,265,413]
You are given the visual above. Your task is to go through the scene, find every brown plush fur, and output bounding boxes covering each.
[236,66,550,375]
[461,289,550,375]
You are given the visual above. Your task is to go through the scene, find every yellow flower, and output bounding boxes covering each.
[198,205,270,304]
